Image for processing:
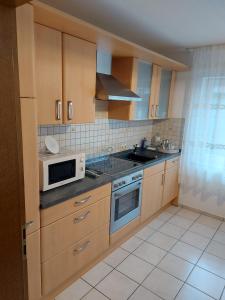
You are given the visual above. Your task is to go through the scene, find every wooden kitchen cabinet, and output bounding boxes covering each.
[149,65,176,119]
[63,34,96,124]
[141,162,164,222]
[20,99,40,234]
[109,57,152,120]
[27,230,42,300]
[162,158,179,206]
[35,24,96,125]
[35,24,62,125]
[16,4,36,98]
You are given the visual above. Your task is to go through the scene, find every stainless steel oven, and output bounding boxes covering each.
[110,170,143,233]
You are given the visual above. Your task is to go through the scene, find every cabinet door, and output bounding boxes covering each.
[35,24,62,125]
[16,4,35,98]
[27,230,41,300]
[155,68,172,119]
[63,34,96,124]
[134,61,152,120]
[162,165,179,207]
[141,171,164,222]
[149,64,160,119]
[20,99,40,234]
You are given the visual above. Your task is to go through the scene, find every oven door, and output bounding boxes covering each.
[110,180,142,233]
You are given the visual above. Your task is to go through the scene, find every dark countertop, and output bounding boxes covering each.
[40,150,181,209]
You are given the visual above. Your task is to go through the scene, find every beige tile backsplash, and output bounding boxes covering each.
[38,104,184,158]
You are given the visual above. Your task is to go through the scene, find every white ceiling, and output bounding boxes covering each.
[41,0,225,62]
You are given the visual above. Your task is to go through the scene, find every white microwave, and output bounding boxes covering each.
[39,151,85,191]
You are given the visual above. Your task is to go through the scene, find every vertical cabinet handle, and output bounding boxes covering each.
[151,105,155,118]
[155,105,159,118]
[67,101,73,120]
[161,173,165,185]
[55,99,62,120]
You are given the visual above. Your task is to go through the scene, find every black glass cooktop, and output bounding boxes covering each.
[86,156,141,176]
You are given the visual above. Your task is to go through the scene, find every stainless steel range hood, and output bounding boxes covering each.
[96,73,142,102]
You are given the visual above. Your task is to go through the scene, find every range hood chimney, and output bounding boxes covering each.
[95,51,142,102]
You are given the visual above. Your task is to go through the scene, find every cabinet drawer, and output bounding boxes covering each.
[41,196,110,262]
[42,226,109,295]
[144,162,165,178]
[41,183,111,226]
[165,157,179,170]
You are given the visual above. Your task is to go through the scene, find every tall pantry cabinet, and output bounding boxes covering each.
[16,4,41,300]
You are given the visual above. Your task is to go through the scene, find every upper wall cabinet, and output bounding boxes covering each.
[35,24,96,125]
[16,4,36,98]
[149,65,176,119]
[63,34,96,124]
[109,57,176,121]
[109,57,152,121]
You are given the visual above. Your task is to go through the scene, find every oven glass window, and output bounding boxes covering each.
[114,188,139,221]
[48,159,76,185]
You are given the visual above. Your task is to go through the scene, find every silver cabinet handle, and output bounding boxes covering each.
[55,99,62,120]
[151,104,155,118]
[73,240,90,255]
[67,100,73,120]
[74,211,90,223]
[25,220,34,229]
[155,104,159,118]
[74,196,91,206]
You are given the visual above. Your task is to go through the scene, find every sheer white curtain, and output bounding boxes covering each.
[179,45,225,217]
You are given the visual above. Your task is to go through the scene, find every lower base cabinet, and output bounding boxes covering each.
[42,225,109,295]
[162,164,179,206]
[27,230,42,300]
[141,170,164,222]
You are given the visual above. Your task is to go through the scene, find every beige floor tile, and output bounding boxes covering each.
[157,211,173,222]
[177,208,200,221]
[104,248,129,268]
[96,270,138,300]
[168,215,194,229]
[159,222,186,239]
[197,252,225,278]
[180,230,210,250]
[129,286,161,300]
[158,253,194,281]
[196,215,221,229]
[221,289,225,300]
[135,225,155,240]
[213,230,225,244]
[187,266,225,299]
[219,222,225,232]
[148,218,165,230]
[176,284,214,300]
[206,240,225,260]
[147,231,177,251]
[142,268,183,300]
[189,222,216,239]
[165,205,181,215]
[133,241,166,265]
[55,279,92,300]
[82,262,113,286]
[120,236,143,252]
[82,289,109,300]
[116,254,154,283]
[170,241,202,264]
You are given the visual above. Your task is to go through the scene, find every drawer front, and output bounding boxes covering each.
[144,162,165,178]
[41,196,110,262]
[165,157,180,170]
[42,226,109,295]
[41,183,111,226]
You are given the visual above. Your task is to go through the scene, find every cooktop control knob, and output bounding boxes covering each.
[122,181,126,185]
[114,183,119,188]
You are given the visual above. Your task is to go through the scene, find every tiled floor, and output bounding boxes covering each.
[55,206,225,300]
